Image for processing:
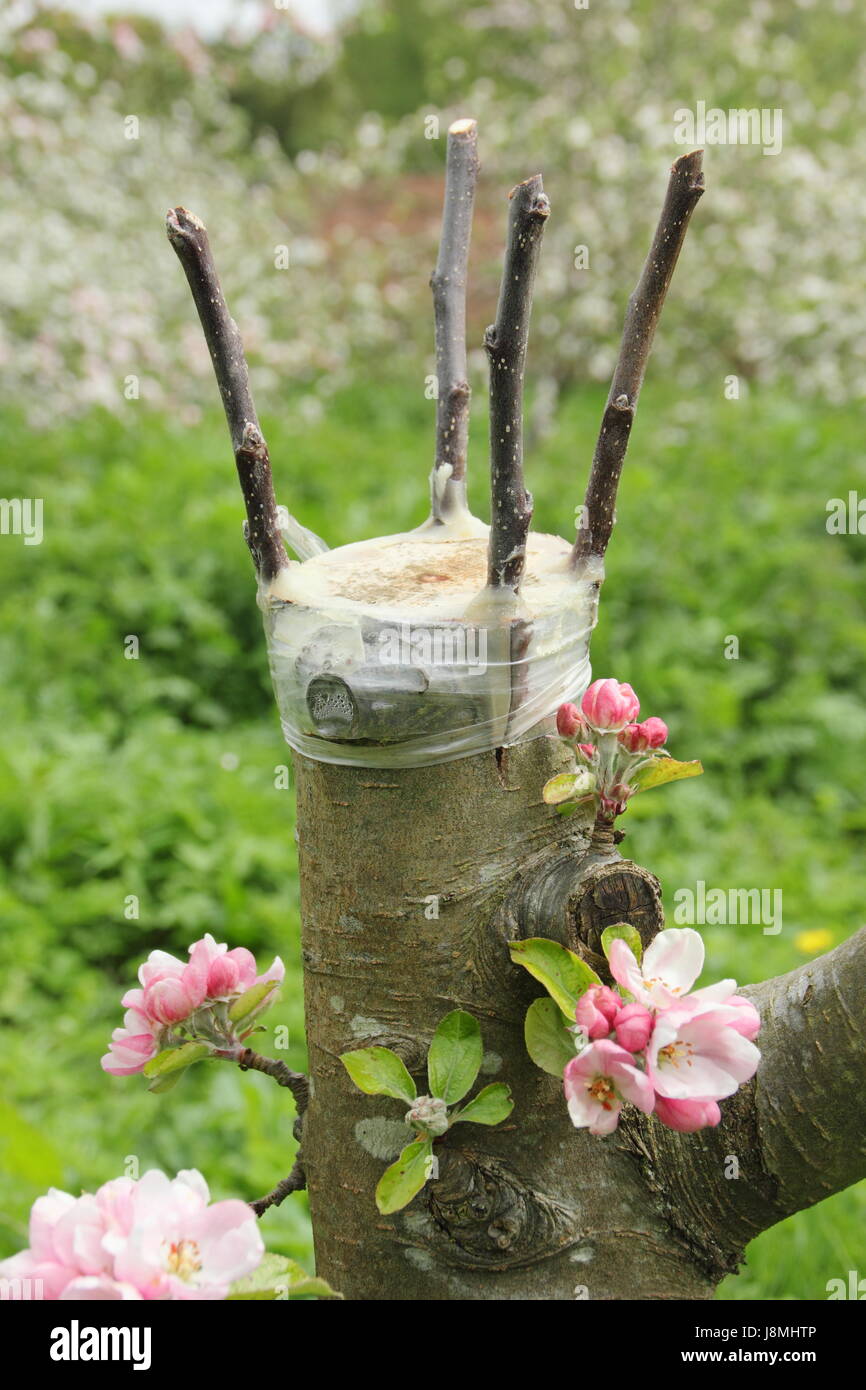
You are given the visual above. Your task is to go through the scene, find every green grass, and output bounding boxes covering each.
[0,380,863,1297]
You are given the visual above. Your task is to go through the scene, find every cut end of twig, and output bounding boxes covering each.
[449,117,477,137]
[671,149,706,193]
[165,205,207,244]
[508,175,550,220]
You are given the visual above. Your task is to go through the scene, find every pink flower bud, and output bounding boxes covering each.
[206,956,241,997]
[613,1002,654,1053]
[577,743,596,760]
[581,679,640,732]
[143,977,195,1026]
[618,723,646,753]
[556,702,585,739]
[725,995,761,1041]
[575,984,621,1039]
[653,1096,722,1133]
[638,717,668,749]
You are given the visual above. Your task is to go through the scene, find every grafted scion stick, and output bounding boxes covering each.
[485,175,550,593]
[166,207,325,579]
[571,150,704,572]
[429,118,479,522]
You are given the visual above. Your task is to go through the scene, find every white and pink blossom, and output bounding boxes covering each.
[101,934,285,1077]
[647,1005,761,1101]
[0,1170,263,1301]
[564,1039,655,1135]
[608,927,730,1012]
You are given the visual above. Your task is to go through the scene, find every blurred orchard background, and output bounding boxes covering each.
[1,0,865,1299]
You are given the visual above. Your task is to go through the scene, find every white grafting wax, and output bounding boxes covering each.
[261,513,600,768]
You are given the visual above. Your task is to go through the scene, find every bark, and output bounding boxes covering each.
[292,739,866,1300]
[429,119,479,522]
[571,151,704,572]
[485,177,550,593]
[166,208,326,576]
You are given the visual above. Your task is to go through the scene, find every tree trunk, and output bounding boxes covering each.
[294,735,866,1300]
[294,735,713,1300]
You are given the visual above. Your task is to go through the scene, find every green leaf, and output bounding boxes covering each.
[451,1082,513,1126]
[542,769,595,806]
[524,997,578,1076]
[600,922,643,965]
[630,757,703,793]
[146,1068,184,1094]
[229,980,277,1025]
[142,1042,210,1079]
[427,1010,483,1104]
[228,1254,343,1300]
[509,938,600,1018]
[340,1046,417,1102]
[375,1138,435,1214]
[556,797,595,818]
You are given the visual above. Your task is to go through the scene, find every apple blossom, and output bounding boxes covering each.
[722,995,762,1040]
[101,933,285,1079]
[653,1096,722,1133]
[608,927,730,1012]
[647,1005,761,1101]
[101,1028,157,1077]
[556,702,585,738]
[581,678,640,732]
[613,1001,654,1053]
[547,680,701,827]
[638,717,668,748]
[575,984,621,1039]
[619,717,669,753]
[142,976,200,1026]
[563,1039,655,1135]
[0,1169,263,1301]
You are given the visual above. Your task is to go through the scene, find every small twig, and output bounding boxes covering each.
[429,118,479,522]
[485,175,550,592]
[237,1046,309,1114]
[249,1155,306,1217]
[166,207,323,579]
[571,151,705,572]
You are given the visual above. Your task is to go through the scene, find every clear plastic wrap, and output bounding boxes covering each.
[261,518,600,769]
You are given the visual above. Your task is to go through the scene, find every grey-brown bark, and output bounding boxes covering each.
[571,151,704,571]
[485,177,550,593]
[166,207,327,578]
[291,739,863,1300]
[429,119,479,522]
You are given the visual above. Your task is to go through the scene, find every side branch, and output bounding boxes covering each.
[570,151,704,572]
[622,927,866,1282]
[429,118,479,522]
[166,207,295,582]
[237,1046,310,1114]
[485,175,550,593]
[249,1156,306,1217]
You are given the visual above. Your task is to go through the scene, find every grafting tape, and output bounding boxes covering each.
[261,519,600,769]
